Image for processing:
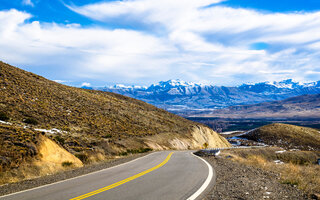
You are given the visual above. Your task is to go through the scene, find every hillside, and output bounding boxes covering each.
[0,61,230,183]
[193,93,320,119]
[97,79,320,112]
[0,123,83,185]
[240,123,320,150]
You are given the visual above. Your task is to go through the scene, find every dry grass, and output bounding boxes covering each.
[242,123,320,150]
[0,61,202,163]
[0,124,40,173]
[223,148,320,195]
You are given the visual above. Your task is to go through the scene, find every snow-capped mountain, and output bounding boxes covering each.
[91,79,320,112]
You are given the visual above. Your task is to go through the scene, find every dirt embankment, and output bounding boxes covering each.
[0,133,83,185]
[33,135,83,173]
[144,125,231,150]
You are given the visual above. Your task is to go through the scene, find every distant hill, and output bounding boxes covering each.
[191,93,320,119]
[0,61,230,183]
[95,79,320,112]
[240,123,320,150]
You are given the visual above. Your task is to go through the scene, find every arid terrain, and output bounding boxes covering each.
[0,61,230,185]
[199,123,320,199]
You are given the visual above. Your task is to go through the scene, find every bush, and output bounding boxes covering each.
[54,135,65,145]
[102,134,112,138]
[24,118,38,125]
[120,148,152,156]
[62,161,73,167]
[75,153,89,163]
[0,112,9,121]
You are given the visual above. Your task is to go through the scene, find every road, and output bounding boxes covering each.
[0,151,215,200]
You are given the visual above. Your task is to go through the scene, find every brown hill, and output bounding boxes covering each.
[193,94,320,119]
[241,123,320,150]
[0,61,230,183]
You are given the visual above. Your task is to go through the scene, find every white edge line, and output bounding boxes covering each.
[187,152,214,200]
[0,151,159,198]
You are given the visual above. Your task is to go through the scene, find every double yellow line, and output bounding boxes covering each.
[70,152,174,200]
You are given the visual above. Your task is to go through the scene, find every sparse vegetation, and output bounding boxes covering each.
[24,118,38,125]
[102,134,112,139]
[0,124,40,174]
[75,153,89,163]
[54,135,65,145]
[0,112,9,121]
[61,161,73,167]
[241,123,320,150]
[119,148,152,156]
[0,61,200,160]
[223,148,320,196]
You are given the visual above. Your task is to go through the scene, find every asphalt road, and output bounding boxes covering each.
[0,151,215,200]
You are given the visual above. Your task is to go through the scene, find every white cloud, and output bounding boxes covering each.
[81,82,91,87]
[54,80,69,84]
[1,0,320,86]
[22,0,34,7]
[67,0,320,83]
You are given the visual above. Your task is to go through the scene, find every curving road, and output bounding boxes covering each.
[0,151,215,200]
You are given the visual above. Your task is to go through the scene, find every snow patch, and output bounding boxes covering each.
[220,131,243,135]
[34,128,67,134]
[274,160,284,164]
[0,120,12,125]
[275,150,286,154]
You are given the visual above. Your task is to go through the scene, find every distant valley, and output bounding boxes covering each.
[195,93,320,119]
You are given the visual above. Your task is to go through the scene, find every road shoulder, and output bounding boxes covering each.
[198,155,310,200]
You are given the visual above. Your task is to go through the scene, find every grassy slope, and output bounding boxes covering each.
[242,123,320,150]
[0,61,203,160]
[0,61,194,136]
[0,124,40,173]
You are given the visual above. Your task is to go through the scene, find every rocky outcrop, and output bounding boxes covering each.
[145,125,231,150]
[190,125,231,148]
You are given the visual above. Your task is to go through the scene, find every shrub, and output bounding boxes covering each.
[102,134,112,139]
[119,152,128,156]
[62,126,71,132]
[54,135,65,145]
[62,161,73,167]
[0,112,9,121]
[75,153,89,163]
[24,118,38,125]
[120,148,152,156]
[139,147,152,153]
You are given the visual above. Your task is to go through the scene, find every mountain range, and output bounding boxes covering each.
[88,79,320,113]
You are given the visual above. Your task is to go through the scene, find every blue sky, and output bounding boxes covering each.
[0,0,320,87]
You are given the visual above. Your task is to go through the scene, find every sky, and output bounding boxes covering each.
[0,0,320,87]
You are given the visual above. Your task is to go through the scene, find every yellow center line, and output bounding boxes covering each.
[69,152,174,200]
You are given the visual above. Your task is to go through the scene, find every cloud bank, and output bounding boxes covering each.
[1,0,320,85]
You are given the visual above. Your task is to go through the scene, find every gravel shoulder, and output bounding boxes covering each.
[0,152,150,196]
[199,155,310,200]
